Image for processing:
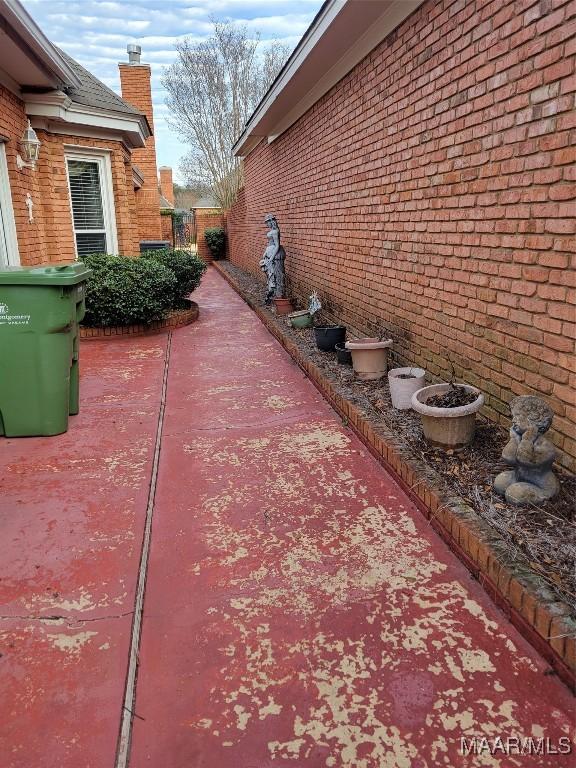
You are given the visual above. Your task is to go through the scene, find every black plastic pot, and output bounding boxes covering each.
[335,342,352,365]
[314,325,346,352]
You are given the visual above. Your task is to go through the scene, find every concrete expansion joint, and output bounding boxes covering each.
[115,330,173,768]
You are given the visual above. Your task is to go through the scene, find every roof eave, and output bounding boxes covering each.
[0,0,82,89]
[233,0,425,158]
[25,92,151,148]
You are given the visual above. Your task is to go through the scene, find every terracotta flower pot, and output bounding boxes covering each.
[288,309,313,328]
[273,297,293,315]
[411,383,484,448]
[388,367,426,410]
[345,338,392,380]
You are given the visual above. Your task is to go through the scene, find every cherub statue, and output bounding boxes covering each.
[259,214,286,304]
[494,396,559,505]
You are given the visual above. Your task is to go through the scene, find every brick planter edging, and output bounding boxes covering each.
[213,261,576,692]
[80,302,199,340]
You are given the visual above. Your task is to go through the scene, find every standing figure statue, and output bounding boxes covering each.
[259,214,286,304]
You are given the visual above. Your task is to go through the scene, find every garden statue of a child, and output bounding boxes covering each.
[259,214,286,304]
[494,395,559,505]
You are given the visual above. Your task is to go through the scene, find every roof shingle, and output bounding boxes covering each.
[57,48,145,118]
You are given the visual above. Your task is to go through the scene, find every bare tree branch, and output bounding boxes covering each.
[163,22,289,209]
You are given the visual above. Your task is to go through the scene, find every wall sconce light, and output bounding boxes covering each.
[16,121,41,170]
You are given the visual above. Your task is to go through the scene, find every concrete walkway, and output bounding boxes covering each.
[0,267,573,768]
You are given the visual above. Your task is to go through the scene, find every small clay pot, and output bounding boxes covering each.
[288,310,313,329]
[411,383,484,448]
[314,325,346,351]
[273,297,293,315]
[335,342,352,365]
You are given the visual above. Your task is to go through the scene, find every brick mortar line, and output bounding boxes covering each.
[213,262,576,692]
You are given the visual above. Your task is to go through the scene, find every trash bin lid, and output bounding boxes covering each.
[0,262,92,285]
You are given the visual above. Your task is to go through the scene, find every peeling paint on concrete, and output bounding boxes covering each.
[263,394,295,411]
[119,271,575,768]
[127,348,164,360]
[0,333,167,767]
[47,631,98,656]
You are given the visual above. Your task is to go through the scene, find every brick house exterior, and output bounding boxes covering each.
[196,208,226,263]
[0,0,163,267]
[159,166,175,208]
[119,59,163,242]
[228,0,576,471]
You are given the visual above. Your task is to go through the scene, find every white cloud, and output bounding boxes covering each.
[49,12,152,31]
[21,0,321,173]
[242,13,313,37]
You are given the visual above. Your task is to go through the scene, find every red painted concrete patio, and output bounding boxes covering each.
[0,267,574,768]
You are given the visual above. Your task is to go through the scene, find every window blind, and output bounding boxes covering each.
[67,159,108,256]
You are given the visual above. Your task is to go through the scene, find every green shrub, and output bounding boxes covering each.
[82,253,176,327]
[141,249,207,308]
[204,227,226,260]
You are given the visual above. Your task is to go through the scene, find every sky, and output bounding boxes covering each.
[21,0,322,182]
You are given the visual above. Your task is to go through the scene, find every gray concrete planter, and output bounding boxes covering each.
[411,383,484,448]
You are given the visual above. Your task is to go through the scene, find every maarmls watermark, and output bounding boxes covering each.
[460,736,572,756]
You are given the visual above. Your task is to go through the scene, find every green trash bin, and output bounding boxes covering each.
[0,262,92,437]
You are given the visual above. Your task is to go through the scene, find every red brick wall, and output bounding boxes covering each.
[196,210,225,262]
[36,132,141,261]
[119,63,162,242]
[0,85,45,263]
[227,187,246,268]
[226,0,576,471]
[161,212,174,245]
[159,166,174,207]
[0,85,140,265]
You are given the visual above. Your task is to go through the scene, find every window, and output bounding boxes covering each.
[0,143,20,267]
[65,151,118,257]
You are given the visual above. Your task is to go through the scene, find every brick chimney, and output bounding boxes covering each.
[159,166,174,207]
[119,44,162,242]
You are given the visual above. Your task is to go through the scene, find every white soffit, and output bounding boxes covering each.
[25,92,150,149]
[0,0,81,90]
[233,0,425,157]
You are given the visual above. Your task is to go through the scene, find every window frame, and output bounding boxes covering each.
[64,147,118,258]
[0,142,20,266]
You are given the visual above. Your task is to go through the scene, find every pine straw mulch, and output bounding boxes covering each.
[218,261,576,615]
